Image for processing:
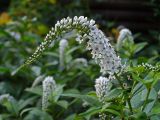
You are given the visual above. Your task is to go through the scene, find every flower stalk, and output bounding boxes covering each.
[142,88,151,111]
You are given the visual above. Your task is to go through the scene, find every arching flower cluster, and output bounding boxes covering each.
[42,76,56,110]
[20,16,121,75]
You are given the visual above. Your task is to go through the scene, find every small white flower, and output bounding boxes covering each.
[79,16,84,23]
[89,19,95,26]
[74,16,78,22]
[67,17,72,24]
[42,76,56,110]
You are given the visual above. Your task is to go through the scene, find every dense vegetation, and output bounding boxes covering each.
[0,0,160,120]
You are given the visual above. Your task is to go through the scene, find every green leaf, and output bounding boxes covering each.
[134,42,147,54]
[25,86,42,96]
[150,102,160,116]
[131,83,145,108]
[103,109,121,116]
[132,83,145,96]
[0,67,10,74]
[20,107,35,117]
[64,89,80,94]
[24,108,53,120]
[106,88,123,100]
[142,88,157,113]
[65,114,76,120]
[66,46,81,55]
[132,73,145,83]
[44,52,59,57]
[152,73,160,87]
[2,98,19,116]
[18,96,38,111]
[57,100,69,109]
[79,107,101,120]
[101,103,111,111]
[0,113,12,120]
[74,115,85,120]
[52,84,65,102]
[130,112,147,119]
[131,86,157,111]
[61,93,100,106]
[150,115,160,120]
[132,73,153,88]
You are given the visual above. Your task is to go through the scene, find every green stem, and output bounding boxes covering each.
[142,88,151,111]
[114,73,133,114]
[114,73,124,89]
[130,81,137,98]
[127,99,133,114]
[121,108,125,120]
[130,81,136,94]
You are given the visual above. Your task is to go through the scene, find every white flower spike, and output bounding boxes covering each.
[117,28,133,51]
[59,39,68,69]
[95,76,111,102]
[42,76,56,110]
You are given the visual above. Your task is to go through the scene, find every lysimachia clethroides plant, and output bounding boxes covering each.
[15,16,160,119]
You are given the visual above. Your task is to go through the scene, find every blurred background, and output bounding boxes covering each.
[0,0,160,119]
[1,0,160,34]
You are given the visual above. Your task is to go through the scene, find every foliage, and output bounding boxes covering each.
[148,0,160,17]
[0,1,160,120]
